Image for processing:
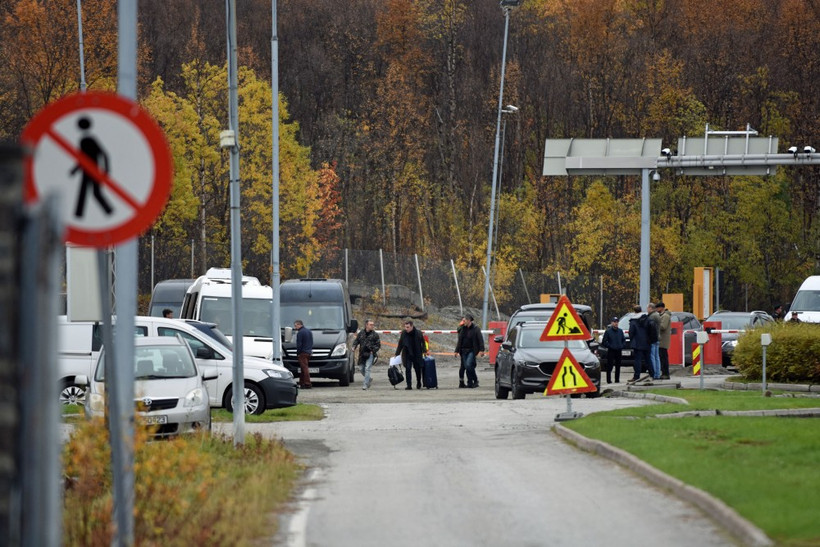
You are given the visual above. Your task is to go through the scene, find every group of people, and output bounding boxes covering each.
[599,302,671,384]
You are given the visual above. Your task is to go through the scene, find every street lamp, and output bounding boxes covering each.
[491,105,519,274]
[482,1,521,330]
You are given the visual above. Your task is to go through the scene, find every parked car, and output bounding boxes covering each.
[606,311,702,367]
[703,310,774,367]
[81,336,214,437]
[494,321,601,399]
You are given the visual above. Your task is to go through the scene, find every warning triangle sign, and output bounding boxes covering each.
[545,348,597,396]
[539,295,591,341]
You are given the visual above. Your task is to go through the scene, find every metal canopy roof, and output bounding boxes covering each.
[543,138,663,176]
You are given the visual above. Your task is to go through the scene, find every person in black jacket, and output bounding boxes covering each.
[628,306,655,384]
[454,314,485,388]
[352,320,381,390]
[396,319,426,390]
[600,316,626,383]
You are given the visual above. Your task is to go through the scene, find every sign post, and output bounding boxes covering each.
[541,295,596,421]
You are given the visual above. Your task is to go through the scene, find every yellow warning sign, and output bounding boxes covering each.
[539,295,591,341]
[544,348,597,396]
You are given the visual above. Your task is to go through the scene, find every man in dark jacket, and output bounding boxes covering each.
[352,319,381,390]
[600,316,626,383]
[294,319,313,389]
[454,314,485,388]
[396,319,426,390]
[628,307,651,384]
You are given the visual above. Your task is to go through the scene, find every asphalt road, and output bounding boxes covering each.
[216,359,737,547]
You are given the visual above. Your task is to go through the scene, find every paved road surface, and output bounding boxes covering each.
[219,361,737,546]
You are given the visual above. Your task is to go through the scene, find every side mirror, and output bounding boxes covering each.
[348,319,359,333]
[493,335,504,343]
[202,371,219,381]
[75,375,89,386]
[282,326,293,343]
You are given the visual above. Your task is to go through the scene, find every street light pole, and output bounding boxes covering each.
[482,0,520,331]
[492,105,518,280]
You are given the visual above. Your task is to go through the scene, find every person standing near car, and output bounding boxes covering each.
[396,319,426,390]
[455,314,485,388]
[294,320,313,389]
[600,316,626,383]
[628,306,651,383]
[353,319,381,390]
[657,302,672,380]
[647,303,661,379]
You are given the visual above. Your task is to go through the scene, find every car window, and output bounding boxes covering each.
[506,328,518,346]
[135,326,148,337]
[157,327,223,360]
[96,345,197,380]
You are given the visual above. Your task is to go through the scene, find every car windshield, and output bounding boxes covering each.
[199,296,273,338]
[95,345,197,381]
[281,304,344,330]
[707,315,751,330]
[517,330,586,349]
[791,289,820,312]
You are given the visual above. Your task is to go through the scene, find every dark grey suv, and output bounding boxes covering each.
[495,322,601,399]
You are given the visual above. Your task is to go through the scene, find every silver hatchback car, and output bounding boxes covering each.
[82,336,214,436]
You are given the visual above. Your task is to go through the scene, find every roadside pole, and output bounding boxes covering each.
[760,333,771,394]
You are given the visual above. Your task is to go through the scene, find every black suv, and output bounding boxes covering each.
[504,303,595,343]
[703,310,774,367]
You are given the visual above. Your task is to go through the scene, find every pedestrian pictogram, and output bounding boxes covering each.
[544,348,597,396]
[539,295,591,341]
[22,91,172,247]
[692,343,701,376]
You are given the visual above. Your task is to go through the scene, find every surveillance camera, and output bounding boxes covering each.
[505,104,519,112]
[652,171,661,182]
[788,146,799,158]
[661,148,672,158]
[804,146,816,154]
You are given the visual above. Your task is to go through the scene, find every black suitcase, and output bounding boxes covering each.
[388,365,404,388]
[422,356,438,389]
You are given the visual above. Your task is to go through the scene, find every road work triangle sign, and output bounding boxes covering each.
[545,348,597,396]
[539,295,591,341]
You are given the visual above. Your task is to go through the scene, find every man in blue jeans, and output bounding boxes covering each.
[352,319,381,390]
[454,314,485,388]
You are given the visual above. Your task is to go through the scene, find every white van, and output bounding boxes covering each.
[785,276,820,323]
[58,316,102,405]
[179,268,275,359]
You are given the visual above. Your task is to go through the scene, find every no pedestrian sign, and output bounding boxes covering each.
[21,91,172,247]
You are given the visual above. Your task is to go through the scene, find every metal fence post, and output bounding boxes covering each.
[451,259,463,315]
[414,253,424,311]
[379,248,386,305]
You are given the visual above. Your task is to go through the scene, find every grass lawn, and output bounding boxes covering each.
[565,390,820,545]
[212,403,323,423]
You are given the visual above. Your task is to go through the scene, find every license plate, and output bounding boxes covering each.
[309,367,320,374]
[142,415,168,425]
[622,349,632,356]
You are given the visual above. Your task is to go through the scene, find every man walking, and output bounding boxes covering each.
[353,319,381,390]
[454,314,484,388]
[647,303,661,379]
[294,320,313,389]
[600,316,626,383]
[396,319,425,390]
[657,302,672,380]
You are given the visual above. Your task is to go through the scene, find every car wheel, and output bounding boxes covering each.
[60,382,86,406]
[494,368,510,399]
[349,361,355,383]
[224,382,266,415]
[586,387,601,399]
[339,367,351,386]
[511,371,526,400]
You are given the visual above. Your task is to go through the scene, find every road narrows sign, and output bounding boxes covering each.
[539,295,591,341]
[21,91,172,247]
[544,348,597,396]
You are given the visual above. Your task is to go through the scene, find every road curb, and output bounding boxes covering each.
[552,424,773,547]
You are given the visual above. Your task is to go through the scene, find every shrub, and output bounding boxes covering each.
[733,322,820,383]
[62,421,301,546]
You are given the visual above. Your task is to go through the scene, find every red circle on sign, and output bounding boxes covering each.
[21,91,172,247]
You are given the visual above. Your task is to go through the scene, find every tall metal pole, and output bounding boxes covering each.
[640,168,650,308]
[226,0,245,445]
[270,0,282,362]
[482,4,514,330]
[76,0,86,92]
[111,2,138,544]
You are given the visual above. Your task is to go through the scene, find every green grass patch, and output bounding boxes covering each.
[63,421,302,545]
[567,390,820,544]
[212,403,324,423]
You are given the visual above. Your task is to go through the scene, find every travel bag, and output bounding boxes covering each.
[388,364,404,388]
[422,355,438,389]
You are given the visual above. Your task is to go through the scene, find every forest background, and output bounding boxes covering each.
[2,0,819,320]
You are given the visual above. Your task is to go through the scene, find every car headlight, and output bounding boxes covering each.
[520,361,541,368]
[331,343,347,357]
[263,368,293,379]
[88,392,105,413]
[184,387,206,407]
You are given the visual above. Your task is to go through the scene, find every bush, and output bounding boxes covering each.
[62,421,301,546]
[733,322,820,383]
